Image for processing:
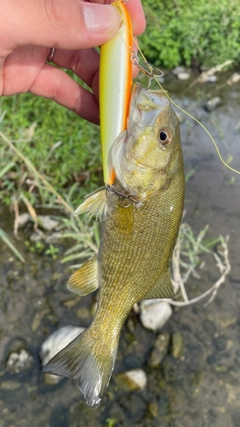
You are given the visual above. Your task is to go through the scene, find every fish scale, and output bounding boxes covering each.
[98,177,184,312]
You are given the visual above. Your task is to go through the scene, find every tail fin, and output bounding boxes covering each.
[43,328,118,407]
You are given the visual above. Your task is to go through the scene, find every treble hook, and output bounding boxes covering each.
[130,51,164,88]
[106,185,138,204]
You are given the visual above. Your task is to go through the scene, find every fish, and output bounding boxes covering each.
[99,0,133,186]
[43,82,185,407]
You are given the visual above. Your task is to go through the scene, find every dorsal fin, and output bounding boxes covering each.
[74,187,107,221]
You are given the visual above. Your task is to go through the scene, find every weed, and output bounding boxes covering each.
[105,419,116,427]
[0,228,25,263]
[45,244,60,259]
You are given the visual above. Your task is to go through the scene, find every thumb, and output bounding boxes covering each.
[1,0,121,50]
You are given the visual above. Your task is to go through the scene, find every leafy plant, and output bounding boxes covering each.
[140,0,240,68]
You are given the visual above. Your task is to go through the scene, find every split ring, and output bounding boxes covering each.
[47,47,56,63]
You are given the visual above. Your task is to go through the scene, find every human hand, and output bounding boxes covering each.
[0,0,145,124]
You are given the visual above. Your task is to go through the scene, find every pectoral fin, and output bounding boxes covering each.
[74,187,107,221]
[144,270,174,300]
[67,255,98,296]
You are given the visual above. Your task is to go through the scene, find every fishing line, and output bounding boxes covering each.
[114,1,240,176]
[132,40,240,175]
[135,41,240,175]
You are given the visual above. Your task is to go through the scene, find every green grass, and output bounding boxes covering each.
[140,0,240,68]
[0,93,102,207]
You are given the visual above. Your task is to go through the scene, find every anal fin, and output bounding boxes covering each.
[144,269,175,300]
[67,255,98,296]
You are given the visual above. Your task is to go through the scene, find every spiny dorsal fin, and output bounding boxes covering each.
[74,187,107,221]
[144,269,175,300]
[67,255,98,296]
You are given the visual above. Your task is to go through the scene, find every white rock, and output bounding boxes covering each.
[6,349,33,374]
[205,75,218,84]
[17,213,31,228]
[172,66,185,76]
[125,369,147,390]
[140,300,172,332]
[116,369,147,391]
[38,215,59,231]
[177,72,190,80]
[45,232,63,244]
[40,325,84,384]
[204,96,221,112]
[29,232,42,243]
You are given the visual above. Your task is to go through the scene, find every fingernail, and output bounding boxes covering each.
[83,4,121,34]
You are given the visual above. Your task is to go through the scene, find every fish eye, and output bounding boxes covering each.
[158,128,173,146]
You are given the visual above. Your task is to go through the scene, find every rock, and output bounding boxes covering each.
[172,66,186,76]
[115,369,147,391]
[204,96,221,112]
[6,349,33,374]
[171,331,184,358]
[38,216,59,231]
[40,325,84,384]
[17,213,31,228]
[148,332,170,368]
[205,75,218,84]
[29,232,43,243]
[45,232,62,244]
[212,313,237,329]
[31,307,49,332]
[177,72,190,80]
[148,401,158,418]
[62,296,81,308]
[75,307,90,319]
[202,319,217,336]
[213,336,227,351]
[0,381,21,391]
[140,300,172,332]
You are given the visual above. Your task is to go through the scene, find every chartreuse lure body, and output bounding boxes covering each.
[99,0,133,185]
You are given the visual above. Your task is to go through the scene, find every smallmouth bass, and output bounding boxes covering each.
[43,82,185,407]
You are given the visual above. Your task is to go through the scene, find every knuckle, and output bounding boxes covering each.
[43,0,69,29]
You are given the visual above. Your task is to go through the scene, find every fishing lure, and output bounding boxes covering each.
[99,0,133,185]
